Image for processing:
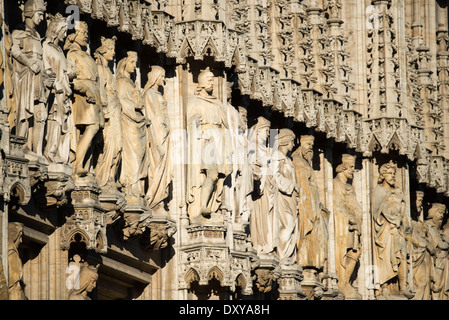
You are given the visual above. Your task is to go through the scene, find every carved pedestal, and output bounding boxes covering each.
[122,201,152,241]
[36,163,74,210]
[278,264,305,300]
[99,188,126,226]
[252,254,281,295]
[140,214,177,251]
[179,216,254,296]
[301,268,325,300]
[61,177,107,253]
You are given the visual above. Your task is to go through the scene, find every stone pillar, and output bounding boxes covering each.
[278,264,304,300]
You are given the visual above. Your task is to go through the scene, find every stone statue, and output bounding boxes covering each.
[143,65,173,212]
[248,117,276,255]
[425,203,449,300]
[43,13,75,164]
[292,135,329,272]
[372,161,414,299]
[93,36,123,191]
[117,51,149,201]
[68,256,99,300]
[271,129,299,266]
[8,222,27,300]
[65,21,104,177]
[186,67,232,221]
[410,191,434,300]
[234,106,252,224]
[333,154,362,299]
[10,0,49,156]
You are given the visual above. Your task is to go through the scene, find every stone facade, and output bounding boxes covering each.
[0,0,448,300]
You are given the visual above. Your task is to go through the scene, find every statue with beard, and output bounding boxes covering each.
[292,135,329,272]
[372,161,414,299]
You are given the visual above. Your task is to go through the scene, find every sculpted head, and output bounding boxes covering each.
[94,36,117,62]
[8,222,24,247]
[336,154,356,181]
[146,65,166,89]
[378,161,397,188]
[196,67,214,95]
[46,13,67,44]
[117,51,138,78]
[427,203,446,228]
[73,21,89,47]
[23,0,46,26]
[277,129,295,153]
[299,135,314,164]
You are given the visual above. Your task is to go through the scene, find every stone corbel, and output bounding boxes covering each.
[252,255,281,294]
[35,164,75,210]
[61,183,107,253]
[139,215,177,251]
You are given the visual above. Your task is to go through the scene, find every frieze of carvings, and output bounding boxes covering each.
[173,20,242,66]
[336,109,362,150]
[282,79,302,118]
[361,117,422,160]
[143,9,175,55]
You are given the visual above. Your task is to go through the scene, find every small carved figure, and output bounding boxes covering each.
[186,67,232,221]
[117,51,149,200]
[43,13,75,164]
[68,256,99,300]
[65,21,104,177]
[8,222,27,300]
[333,154,362,299]
[372,161,414,299]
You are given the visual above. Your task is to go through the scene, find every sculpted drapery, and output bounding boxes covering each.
[43,13,74,165]
[65,21,104,177]
[271,129,298,266]
[10,0,47,155]
[117,51,149,200]
[372,161,414,299]
[186,67,232,221]
[143,66,173,211]
[293,135,328,271]
[248,117,277,255]
[93,36,123,190]
[333,154,362,299]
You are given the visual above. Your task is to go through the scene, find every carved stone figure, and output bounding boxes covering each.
[410,191,434,300]
[10,0,49,156]
[186,67,232,221]
[333,154,362,299]
[248,117,276,255]
[8,222,27,300]
[117,51,148,201]
[65,21,104,177]
[93,36,123,190]
[372,161,414,299]
[143,65,173,212]
[234,107,252,224]
[271,129,299,266]
[43,13,75,164]
[68,256,99,300]
[425,203,449,300]
[292,135,329,272]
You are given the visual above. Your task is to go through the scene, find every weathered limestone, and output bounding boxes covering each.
[1,0,449,302]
